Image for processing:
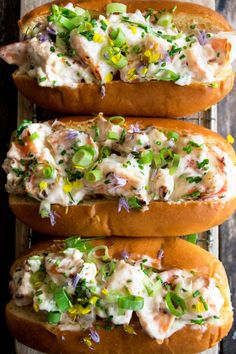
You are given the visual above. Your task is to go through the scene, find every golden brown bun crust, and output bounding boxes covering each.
[6,237,233,354]
[9,117,236,237]
[14,1,234,116]
[13,73,235,117]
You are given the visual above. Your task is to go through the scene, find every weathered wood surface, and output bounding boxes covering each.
[0,0,235,353]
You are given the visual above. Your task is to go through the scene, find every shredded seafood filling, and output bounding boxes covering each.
[10,237,224,347]
[3,114,236,222]
[0,2,236,88]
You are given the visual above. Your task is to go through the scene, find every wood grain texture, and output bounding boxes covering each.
[0,1,20,353]
[215,0,236,352]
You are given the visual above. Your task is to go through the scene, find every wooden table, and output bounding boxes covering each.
[0,0,235,353]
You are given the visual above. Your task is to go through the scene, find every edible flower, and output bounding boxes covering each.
[89,329,100,343]
[144,49,161,64]
[127,68,137,81]
[118,196,130,212]
[196,300,205,313]
[129,25,137,34]
[105,72,113,83]
[102,288,108,296]
[227,134,235,144]
[82,336,93,348]
[39,181,48,191]
[123,324,137,335]
[93,32,105,43]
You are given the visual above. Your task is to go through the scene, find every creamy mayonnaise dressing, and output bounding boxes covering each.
[1,3,236,86]
[10,237,224,343]
[3,114,236,221]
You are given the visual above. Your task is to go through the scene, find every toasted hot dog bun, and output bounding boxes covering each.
[9,0,235,117]
[7,117,236,237]
[6,237,233,354]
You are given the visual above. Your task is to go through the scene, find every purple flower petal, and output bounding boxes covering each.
[157,248,164,261]
[100,84,106,98]
[108,173,127,192]
[197,30,208,46]
[89,329,100,343]
[48,210,60,226]
[66,129,78,140]
[46,26,56,35]
[151,169,158,181]
[72,273,80,288]
[120,249,130,260]
[129,123,141,133]
[118,197,130,213]
[39,34,49,43]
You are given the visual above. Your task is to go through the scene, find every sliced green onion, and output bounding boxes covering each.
[111,53,128,69]
[128,197,142,209]
[118,295,144,310]
[199,295,208,311]
[61,7,77,18]
[169,153,180,175]
[109,28,126,47]
[191,318,206,325]
[140,150,153,165]
[42,165,54,179]
[85,169,102,183]
[107,131,119,140]
[70,15,85,26]
[58,16,76,31]
[108,116,125,125]
[100,146,111,159]
[53,288,72,312]
[106,3,127,15]
[145,279,162,296]
[101,45,114,61]
[88,245,110,262]
[165,292,187,317]
[47,311,61,324]
[100,261,116,278]
[186,234,198,244]
[30,270,46,286]
[15,120,32,137]
[51,4,60,16]
[167,131,179,142]
[157,13,173,27]
[193,290,200,298]
[29,132,39,141]
[155,69,180,82]
[119,129,126,145]
[72,145,95,168]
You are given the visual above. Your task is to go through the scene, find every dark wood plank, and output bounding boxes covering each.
[0,0,20,352]
[215,0,236,352]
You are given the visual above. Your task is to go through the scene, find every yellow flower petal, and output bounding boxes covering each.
[89,296,99,305]
[227,134,235,144]
[63,183,73,193]
[123,324,137,335]
[140,67,148,75]
[93,32,105,43]
[39,181,48,191]
[196,301,205,313]
[33,303,39,312]
[82,337,93,348]
[85,22,93,31]
[111,53,122,64]
[105,72,113,83]
[72,180,83,189]
[102,288,108,296]
[129,25,137,34]
[127,68,137,81]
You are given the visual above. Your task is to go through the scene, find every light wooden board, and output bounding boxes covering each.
[15,1,218,354]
